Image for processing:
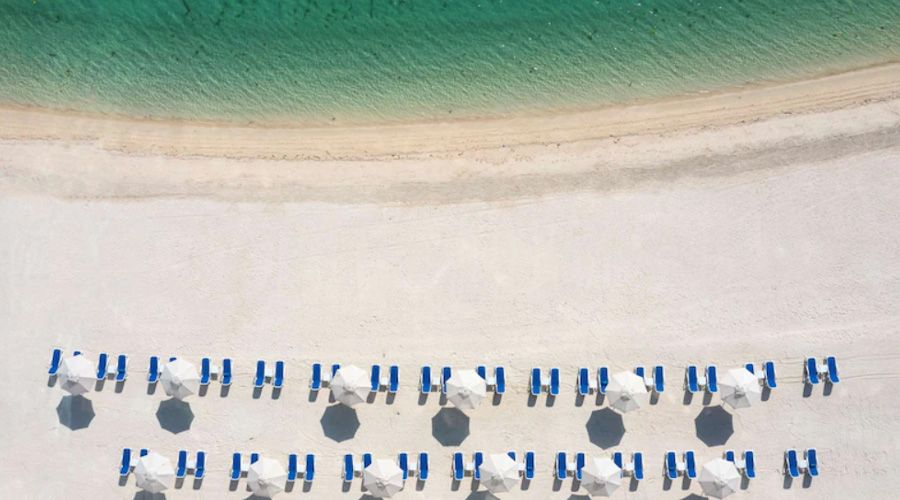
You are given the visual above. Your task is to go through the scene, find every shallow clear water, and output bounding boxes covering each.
[1,0,898,124]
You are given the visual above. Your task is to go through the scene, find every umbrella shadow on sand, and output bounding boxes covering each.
[56,395,95,431]
[585,409,625,449]
[156,398,194,434]
[133,492,167,500]
[321,404,361,442]
[432,408,470,446]
[695,405,734,446]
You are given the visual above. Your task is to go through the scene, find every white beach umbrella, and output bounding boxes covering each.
[248,457,288,498]
[160,359,201,400]
[480,453,519,494]
[699,458,740,498]
[581,457,623,497]
[134,452,175,493]
[58,355,95,395]
[719,368,762,409]
[362,458,405,498]
[606,371,649,413]
[330,365,371,407]
[446,369,487,409]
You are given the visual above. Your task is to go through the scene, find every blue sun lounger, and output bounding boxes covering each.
[707,365,718,393]
[273,361,284,389]
[331,363,341,379]
[388,365,400,393]
[724,450,736,463]
[599,367,609,394]
[473,452,483,480]
[176,450,188,478]
[685,451,696,479]
[825,356,840,384]
[745,362,755,374]
[115,354,127,382]
[743,450,756,479]
[287,454,298,482]
[578,367,591,396]
[784,449,800,478]
[250,453,259,464]
[342,454,354,482]
[496,366,506,394]
[806,449,819,477]
[398,452,408,481]
[524,451,535,480]
[549,367,560,396]
[420,366,432,393]
[452,452,465,481]
[95,353,108,380]
[555,452,567,481]
[222,358,232,386]
[632,452,644,481]
[49,348,62,375]
[476,365,487,380]
[612,452,623,469]
[310,363,323,390]
[654,366,665,393]
[575,452,586,480]
[441,366,451,394]
[200,358,211,386]
[804,357,820,384]
[254,360,265,388]
[418,452,429,480]
[685,365,700,393]
[305,454,315,482]
[763,361,776,389]
[120,448,132,476]
[362,453,372,470]
[194,451,206,478]
[230,453,241,480]
[664,451,678,480]
[530,368,542,396]
[635,366,645,378]
[370,365,381,392]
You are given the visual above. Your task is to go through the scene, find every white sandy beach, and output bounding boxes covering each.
[1,64,900,499]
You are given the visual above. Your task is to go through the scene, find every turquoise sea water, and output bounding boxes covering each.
[1,0,899,124]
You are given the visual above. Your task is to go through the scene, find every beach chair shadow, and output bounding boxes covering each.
[174,476,185,489]
[629,477,639,491]
[783,474,793,489]
[146,382,157,395]
[252,386,263,399]
[450,478,461,491]
[662,477,673,490]
[283,482,294,493]
[492,393,502,406]
[802,384,813,398]
[575,394,585,407]
[682,391,693,405]
[47,375,58,387]
[803,474,813,488]
[702,391,712,406]
[761,386,771,401]
[192,477,203,490]
[570,478,581,492]
[520,477,531,491]
[823,383,834,397]
[527,394,537,407]
[198,385,208,398]
[649,392,660,405]
[417,393,428,406]
[740,476,750,489]
[229,479,239,491]
[545,395,556,407]
[681,475,692,490]
[307,389,318,402]
[552,478,563,492]
[220,385,230,398]
[94,378,106,392]
[115,380,126,393]
[302,482,313,492]
[386,392,396,405]
[366,392,377,404]
[595,392,605,406]
[415,479,426,491]
[272,387,282,400]
[118,475,129,487]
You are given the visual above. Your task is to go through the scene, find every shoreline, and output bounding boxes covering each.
[0,62,899,160]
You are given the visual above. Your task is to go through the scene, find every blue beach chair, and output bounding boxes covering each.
[96,353,109,380]
[176,450,188,478]
[200,358,211,386]
[549,367,560,396]
[707,365,718,393]
[342,454,354,482]
[764,360,777,389]
[230,453,241,481]
[743,450,756,479]
[632,452,644,481]
[507,451,516,461]
[250,453,259,464]
[139,448,148,457]
[578,367,590,396]
[120,448,132,476]
[305,454,315,482]
[495,366,506,394]
[524,451,535,480]
[806,449,819,477]
[49,348,62,376]
[195,451,206,478]
[685,450,696,479]
[420,365,432,393]
[310,363,322,390]
[826,356,840,384]
[635,366,645,379]
[221,358,232,386]
[452,452,465,481]
[287,454,298,482]
[398,452,408,481]
[804,357,820,384]
[363,453,372,470]
[273,361,284,389]
[441,366,451,394]
[370,364,381,392]
[685,365,700,393]
[612,452,623,469]
[254,360,265,388]
[388,365,399,393]
[664,451,678,480]
[598,367,609,394]
[418,452,429,480]
[575,452,586,480]
[476,365,487,380]
[555,452,567,481]
[654,365,665,393]
[530,368,542,396]
[331,363,341,379]
[784,449,800,478]
[473,452,483,480]
[115,355,127,382]
[724,450,736,463]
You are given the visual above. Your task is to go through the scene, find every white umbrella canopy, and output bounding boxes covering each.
[134,452,175,493]
[160,359,201,400]
[480,453,519,494]
[248,457,288,498]
[606,371,649,413]
[362,458,405,498]
[446,369,487,409]
[719,368,762,409]
[331,365,371,407]
[699,458,740,498]
[581,457,623,497]
[58,355,95,395]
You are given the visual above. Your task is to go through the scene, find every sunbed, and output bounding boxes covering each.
[49,348,62,376]
[195,451,206,478]
[598,367,609,394]
[398,452,408,481]
[804,357,820,384]
[826,356,840,384]
[420,366,432,393]
[139,448,148,457]
[635,366,645,379]
[664,451,678,480]
[654,365,665,393]
[418,452,429,480]
[685,450,696,479]
[507,451,516,461]
[764,361,777,389]
[745,362,755,374]
[784,449,800,478]
[176,450,188,478]
[271,360,284,389]
[575,452,586,480]
[549,367,560,396]
[310,363,322,390]
[530,368,542,396]
[254,360,265,388]
[473,451,483,480]
[632,452,644,481]
[441,366,451,394]
[287,454,297,482]
[304,454,315,482]
[685,366,700,394]
[495,366,506,394]
[120,448,132,476]
[221,358,232,386]
[612,452,623,469]
[555,452,567,481]
[707,365,718,393]
[342,454,354,482]
[578,368,590,396]
[476,365,487,380]
[524,451,535,480]
[743,450,756,479]
[96,353,109,380]
[200,357,211,386]
[115,355,127,382]
[363,453,372,470]
[724,450,735,463]
[331,363,341,380]
[230,453,241,481]
[452,452,465,481]
[806,449,819,477]
[370,365,381,392]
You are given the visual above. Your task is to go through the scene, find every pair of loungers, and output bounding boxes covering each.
[554,452,639,481]
[530,368,560,396]
[398,452,430,481]
[343,453,373,481]
[724,449,756,479]
[476,365,507,394]
[175,450,207,479]
[746,361,778,389]
[454,451,533,481]
[805,356,839,385]
[664,450,697,480]
[231,452,315,482]
[615,452,644,480]
[253,360,285,389]
[685,364,719,394]
[308,363,399,393]
[119,448,148,476]
[635,366,665,393]
[784,448,818,478]
[48,348,127,382]
[147,356,233,386]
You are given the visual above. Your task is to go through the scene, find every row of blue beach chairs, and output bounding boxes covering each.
[451,451,536,481]
[308,363,401,393]
[576,366,666,396]
[120,448,206,479]
[342,453,431,482]
[804,356,840,385]
[48,349,128,382]
[784,448,819,478]
[556,451,645,481]
[230,452,316,483]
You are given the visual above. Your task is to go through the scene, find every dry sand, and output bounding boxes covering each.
[1,63,900,499]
